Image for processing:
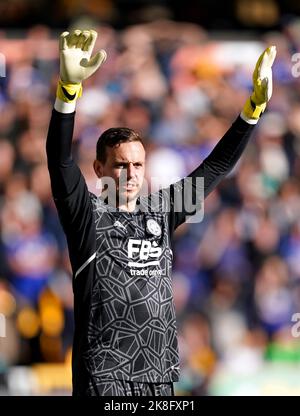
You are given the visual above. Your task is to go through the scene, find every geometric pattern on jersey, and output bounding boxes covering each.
[86,378,174,396]
[82,191,180,383]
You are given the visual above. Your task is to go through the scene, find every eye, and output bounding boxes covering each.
[134,163,143,168]
[116,163,127,169]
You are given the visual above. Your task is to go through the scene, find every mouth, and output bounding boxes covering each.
[121,183,138,191]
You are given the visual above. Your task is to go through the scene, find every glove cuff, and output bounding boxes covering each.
[242,96,266,121]
[56,79,82,103]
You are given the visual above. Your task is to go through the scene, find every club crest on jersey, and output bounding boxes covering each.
[146,219,161,236]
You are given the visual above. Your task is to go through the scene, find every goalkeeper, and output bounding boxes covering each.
[46,29,276,396]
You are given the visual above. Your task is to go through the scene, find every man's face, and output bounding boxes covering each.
[94,141,146,205]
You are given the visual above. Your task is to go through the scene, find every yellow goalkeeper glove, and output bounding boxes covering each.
[242,45,276,122]
[56,29,107,103]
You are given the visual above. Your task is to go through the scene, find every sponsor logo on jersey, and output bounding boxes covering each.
[128,239,162,268]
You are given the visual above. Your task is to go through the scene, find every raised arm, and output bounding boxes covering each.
[46,29,107,278]
[168,45,277,230]
[47,29,106,194]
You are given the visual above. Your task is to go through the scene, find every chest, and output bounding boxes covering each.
[93,210,172,270]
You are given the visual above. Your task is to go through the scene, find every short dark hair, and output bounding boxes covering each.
[96,127,144,163]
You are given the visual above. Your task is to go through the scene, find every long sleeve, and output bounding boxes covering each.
[46,109,81,199]
[168,115,256,231]
[46,109,95,279]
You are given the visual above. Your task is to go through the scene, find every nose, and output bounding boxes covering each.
[127,163,136,179]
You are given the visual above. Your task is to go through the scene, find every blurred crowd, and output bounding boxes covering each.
[1,17,300,395]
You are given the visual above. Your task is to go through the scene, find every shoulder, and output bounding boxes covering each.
[89,192,110,214]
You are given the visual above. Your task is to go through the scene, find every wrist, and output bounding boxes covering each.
[56,78,82,103]
[241,95,266,122]
[54,97,76,113]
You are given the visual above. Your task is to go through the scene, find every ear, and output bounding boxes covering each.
[93,159,103,178]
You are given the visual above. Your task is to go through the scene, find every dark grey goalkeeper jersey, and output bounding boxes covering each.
[46,109,255,395]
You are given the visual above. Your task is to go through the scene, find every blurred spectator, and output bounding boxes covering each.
[177,313,216,395]
[1,191,58,304]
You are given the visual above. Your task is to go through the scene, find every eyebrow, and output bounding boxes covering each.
[114,160,144,164]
